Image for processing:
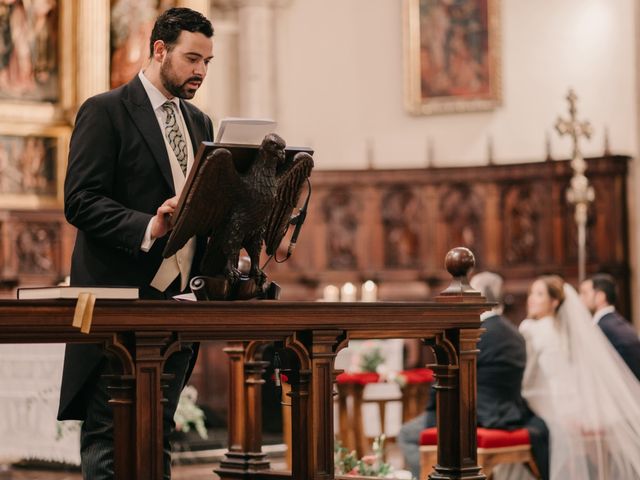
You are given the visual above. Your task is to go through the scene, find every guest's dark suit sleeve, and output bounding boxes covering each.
[599,312,640,381]
[64,96,152,258]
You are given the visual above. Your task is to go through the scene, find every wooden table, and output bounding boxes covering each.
[0,249,487,480]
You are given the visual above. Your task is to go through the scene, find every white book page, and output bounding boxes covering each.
[215,117,277,145]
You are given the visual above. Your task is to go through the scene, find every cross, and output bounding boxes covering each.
[555,89,593,164]
[555,88,595,282]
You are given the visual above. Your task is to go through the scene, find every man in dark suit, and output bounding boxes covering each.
[580,273,640,380]
[398,272,549,480]
[57,8,214,479]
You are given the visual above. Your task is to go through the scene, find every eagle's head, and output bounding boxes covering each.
[259,133,286,170]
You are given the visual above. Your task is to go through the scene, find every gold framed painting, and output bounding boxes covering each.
[403,0,501,115]
[0,123,70,209]
[0,0,75,124]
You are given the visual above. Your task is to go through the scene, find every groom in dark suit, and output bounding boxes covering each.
[57,8,214,479]
[580,273,640,381]
[398,272,549,480]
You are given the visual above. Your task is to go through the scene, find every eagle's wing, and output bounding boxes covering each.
[163,148,240,258]
[264,152,314,256]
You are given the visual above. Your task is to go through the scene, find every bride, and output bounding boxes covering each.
[519,275,640,479]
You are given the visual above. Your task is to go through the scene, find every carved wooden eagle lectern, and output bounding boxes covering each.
[163,133,314,300]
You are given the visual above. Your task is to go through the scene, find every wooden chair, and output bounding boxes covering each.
[419,427,540,480]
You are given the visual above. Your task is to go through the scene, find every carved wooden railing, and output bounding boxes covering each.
[0,248,487,480]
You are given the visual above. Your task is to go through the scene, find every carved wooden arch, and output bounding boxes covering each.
[425,332,459,366]
[104,333,135,375]
[284,332,312,370]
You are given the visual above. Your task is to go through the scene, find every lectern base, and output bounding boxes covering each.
[190,275,281,300]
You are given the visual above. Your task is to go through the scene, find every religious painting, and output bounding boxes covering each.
[110,0,176,89]
[403,0,501,115]
[0,0,58,102]
[0,125,68,208]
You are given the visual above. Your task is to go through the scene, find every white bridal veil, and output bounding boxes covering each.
[544,284,640,479]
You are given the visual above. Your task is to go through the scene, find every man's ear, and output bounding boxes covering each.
[152,40,167,61]
[595,290,608,306]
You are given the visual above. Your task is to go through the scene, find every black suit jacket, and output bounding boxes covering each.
[426,314,529,428]
[598,310,640,381]
[58,76,213,420]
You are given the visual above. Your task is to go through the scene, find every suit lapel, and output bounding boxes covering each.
[121,76,175,193]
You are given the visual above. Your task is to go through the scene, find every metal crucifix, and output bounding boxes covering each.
[555,88,594,282]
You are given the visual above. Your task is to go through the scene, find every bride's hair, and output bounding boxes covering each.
[537,274,565,311]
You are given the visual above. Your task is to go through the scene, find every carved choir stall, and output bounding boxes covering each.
[1,249,487,480]
[266,154,631,320]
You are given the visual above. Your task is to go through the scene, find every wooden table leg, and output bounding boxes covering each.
[133,331,174,480]
[217,342,271,479]
[289,367,313,479]
[107,373,136,480]
[428,329,485,480]
[311,330,343,480]
[105,336,137,480]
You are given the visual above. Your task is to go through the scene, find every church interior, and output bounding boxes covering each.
[1,0,640,479]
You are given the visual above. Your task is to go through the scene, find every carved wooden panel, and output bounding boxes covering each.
[381,185,420,269]
[322,187,360,270]
[502,183,542,266]
[0,210,74,297]
[265,155,630,321]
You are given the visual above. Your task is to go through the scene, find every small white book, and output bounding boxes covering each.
[17,286,139,300]
[215,117,277,145]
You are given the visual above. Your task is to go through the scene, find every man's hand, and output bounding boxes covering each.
[150,196,178,239]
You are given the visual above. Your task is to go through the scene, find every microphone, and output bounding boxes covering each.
[285,179,311,260]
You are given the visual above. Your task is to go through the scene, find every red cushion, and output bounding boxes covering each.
[419,427,530,448]
[399,368,434,384]
[336,372,380,385]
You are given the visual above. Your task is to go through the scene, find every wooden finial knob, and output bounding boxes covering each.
[445,247,475,278]
[436,247,480,300]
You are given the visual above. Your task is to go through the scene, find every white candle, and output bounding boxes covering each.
[361,280,378,302]
[323,285,340,302]
[341,282,357,302]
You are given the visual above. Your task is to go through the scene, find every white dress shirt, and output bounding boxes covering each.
[593,305,615,325]
[138,70,196,292]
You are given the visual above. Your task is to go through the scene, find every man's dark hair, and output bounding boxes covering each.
[149,8,214,57]
[591,273,617,305]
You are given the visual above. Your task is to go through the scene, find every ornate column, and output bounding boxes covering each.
[105,335,136,480]
[76,0,110,106]
[217,342,271,478]
[234,0,291,118]
[133,332,176,480]
[285,330,344,480]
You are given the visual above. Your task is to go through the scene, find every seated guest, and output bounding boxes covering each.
[579,273,640,380]
[521,275,640,479]
[397,272,549,480]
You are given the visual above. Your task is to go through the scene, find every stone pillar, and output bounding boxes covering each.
[236,0,279,118]
[76,0,110,106]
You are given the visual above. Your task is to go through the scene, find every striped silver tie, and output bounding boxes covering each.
[161,101,187,175]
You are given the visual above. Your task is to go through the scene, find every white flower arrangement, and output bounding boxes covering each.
[350,340,387,373]
[173,385,208,439]
[334,435,414,479]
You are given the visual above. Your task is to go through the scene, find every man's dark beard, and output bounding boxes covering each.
[160,61,202,99]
